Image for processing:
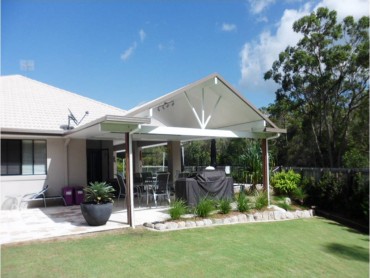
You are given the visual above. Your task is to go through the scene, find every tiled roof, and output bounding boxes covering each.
[0,75,127,132]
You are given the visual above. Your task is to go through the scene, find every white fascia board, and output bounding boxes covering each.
[137,126,260,139]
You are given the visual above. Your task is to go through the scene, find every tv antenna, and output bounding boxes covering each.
[67,109,89,129]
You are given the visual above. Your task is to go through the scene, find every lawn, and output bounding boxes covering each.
[1,218,368,278]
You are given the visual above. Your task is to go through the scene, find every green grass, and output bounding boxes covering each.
[2,218,369,278]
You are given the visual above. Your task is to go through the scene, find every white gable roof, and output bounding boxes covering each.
[0,75,127,133]
[126,73,284,141]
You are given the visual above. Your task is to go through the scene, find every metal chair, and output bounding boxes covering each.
[150,172,170,207]
[116,174,142,207]
[19,184,66,209]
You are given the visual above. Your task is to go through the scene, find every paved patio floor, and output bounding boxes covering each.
[0,201,171,245]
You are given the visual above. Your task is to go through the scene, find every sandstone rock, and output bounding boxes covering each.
[223,218,231,224]
[166,222,179,230]
[254,213,262,221]
[286,212,294,219]
[238,214,247,222]
[177,221,186,228]
[213,219,224,225]
[247,214,255,222]
[302,210,311,218]
[284,197,291,205]
[195,220,204,227]
[230,216,239,223]
[154,223,166,230]
[185,221,196,228]
[204,219,213,225]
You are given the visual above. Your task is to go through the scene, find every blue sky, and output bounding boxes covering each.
[2,0,368,110]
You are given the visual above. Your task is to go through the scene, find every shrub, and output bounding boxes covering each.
[236,192,250,212]
[219,199,232,214]
[83,181,115,204]
[255,191,268,210]
[195,198,214,218]
[277,202,292,211]
[292,187,307,205]
[169,200,187,220]
[271,170,301,195]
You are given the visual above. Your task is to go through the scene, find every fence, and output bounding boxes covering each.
[278,166,369,186]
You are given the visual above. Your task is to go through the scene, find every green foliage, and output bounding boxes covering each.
[218,199,232,214]
[194,198,214,218]
[271,170,301,195]
[83,181,115,204]
[254,191,268,210]
[265,7,369,167]
[343,149,369,168]
[169,200,187,220]
[291,186,307,205]
[236,192,250,212]
[239,141,263,185]
[304,172,344,210]
[142,146,167,166]
[183,141,210,167]
[277,202,292,211]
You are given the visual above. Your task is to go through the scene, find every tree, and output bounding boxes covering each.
[265,8,369,167]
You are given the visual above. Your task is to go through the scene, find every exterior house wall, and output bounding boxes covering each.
[67,139,87,187]
[0,137,87,209]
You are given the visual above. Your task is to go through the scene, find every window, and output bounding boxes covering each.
[1,139,47,175]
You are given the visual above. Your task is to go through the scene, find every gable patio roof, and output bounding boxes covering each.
[125,73,285,142]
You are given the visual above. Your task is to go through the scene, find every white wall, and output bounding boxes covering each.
[1,137,87,209]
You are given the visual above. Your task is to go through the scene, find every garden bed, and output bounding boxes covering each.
[144,208,314,231]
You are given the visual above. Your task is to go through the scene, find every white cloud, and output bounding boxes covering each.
[120,42,137,61]
[139,29,146,42]
[239,0,369,99]
[315,0,369,20]
[221,23,237,32]
[248,0,275,14]
[158,40,175,51]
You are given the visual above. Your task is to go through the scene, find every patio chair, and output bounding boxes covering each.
[150,172,171,207]
[116,174,142,207]
[19,184,66,209]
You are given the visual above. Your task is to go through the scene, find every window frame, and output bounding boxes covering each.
[1,139,47,176]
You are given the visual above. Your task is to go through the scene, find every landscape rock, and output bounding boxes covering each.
[154,223,166,230]
[195,220,205,227]
[185,221,196,228]
[237,214,247,222]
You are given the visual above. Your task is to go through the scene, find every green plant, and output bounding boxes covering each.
[239,142,263,185]
[194,198,214,218]
[292,186,307,205]
[271,170,301,195]
[277,202,292,211]
[219,199,232,214]
[83,181,115,204]
[169,200,187,220]
[254,191,268,210]
[236,192,250,212]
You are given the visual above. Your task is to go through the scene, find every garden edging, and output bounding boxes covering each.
[143,209,314,231]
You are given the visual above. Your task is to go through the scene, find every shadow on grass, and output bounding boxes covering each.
[325,243,369,262]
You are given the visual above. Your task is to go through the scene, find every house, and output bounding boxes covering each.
[0,73,285,226]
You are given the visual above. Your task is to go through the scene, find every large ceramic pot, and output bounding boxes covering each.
[80,202,113,226]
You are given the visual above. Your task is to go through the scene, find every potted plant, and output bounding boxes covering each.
[80,181,115,226]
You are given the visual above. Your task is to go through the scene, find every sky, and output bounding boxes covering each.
[2,0,369,110]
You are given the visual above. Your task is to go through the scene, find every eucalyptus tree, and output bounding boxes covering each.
[265,7,369,167]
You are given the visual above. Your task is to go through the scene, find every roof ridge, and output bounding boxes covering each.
[2,75,127,113]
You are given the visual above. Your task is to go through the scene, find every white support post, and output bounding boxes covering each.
[128,133,135,228]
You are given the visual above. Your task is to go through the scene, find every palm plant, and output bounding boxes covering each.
[83,182,115,204]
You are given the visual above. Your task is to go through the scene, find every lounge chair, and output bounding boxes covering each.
[19,185,66,209]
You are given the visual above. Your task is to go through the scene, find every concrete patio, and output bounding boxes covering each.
[0,200,171,245]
